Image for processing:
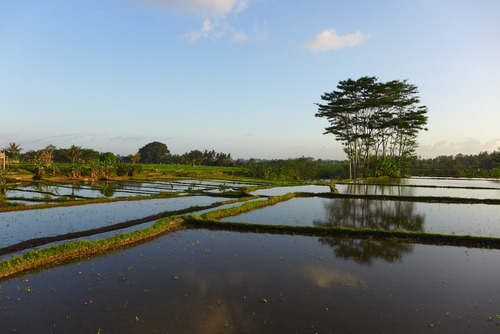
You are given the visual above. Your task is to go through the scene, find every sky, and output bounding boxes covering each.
[1,0,499,160]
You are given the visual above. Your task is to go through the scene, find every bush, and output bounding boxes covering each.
[116,163,142,177]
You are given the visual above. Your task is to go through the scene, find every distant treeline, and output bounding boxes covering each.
[3,141,499,180]
[164,150,234,167]
[409,150,500,177]
[244,157,349,181]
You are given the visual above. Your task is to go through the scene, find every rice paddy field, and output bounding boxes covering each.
[0,177,499,333]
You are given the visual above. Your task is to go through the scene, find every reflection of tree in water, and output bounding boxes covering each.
[314,198,425,231]
[318,237,413,265]
[314,197,424,265]
[70,183,83,197]
[92,182,123,197]
[344,181,416,196]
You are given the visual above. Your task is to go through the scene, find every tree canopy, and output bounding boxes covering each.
[315,76,428,178]
[138,142,170,164]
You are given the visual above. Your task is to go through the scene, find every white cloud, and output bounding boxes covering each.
[303,29,367,52]
[139,0,248,18]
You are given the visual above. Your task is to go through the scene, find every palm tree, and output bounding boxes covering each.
[5,142,22,161]
[66,145,83,164]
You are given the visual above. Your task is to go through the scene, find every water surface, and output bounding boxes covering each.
[0,196,225,249]
[221,197,500,237]
[251,185,330,196]
[0,230,498,333]
[335,183,500,199]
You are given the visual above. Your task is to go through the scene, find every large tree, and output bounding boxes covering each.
[316,76,428,178]
[138,142,170,164]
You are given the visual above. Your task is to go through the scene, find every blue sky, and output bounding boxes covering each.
[1,0,499,159]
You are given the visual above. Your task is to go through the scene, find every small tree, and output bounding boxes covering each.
[80,149,101,163]
[5,142,22,162]
[66,145,83,164]
[100,152,117,163]
[39,145,56,166]
[130,152,141,164]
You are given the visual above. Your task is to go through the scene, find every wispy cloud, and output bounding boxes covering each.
[138,0,257,44]
[231,22,268,44]
[182,19,227,43]
[231,30,247,43]
[110,135,151,142]
[302,29,367,52]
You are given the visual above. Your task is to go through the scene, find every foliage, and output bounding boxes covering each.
[89,158,116,180]
[116,163,142,177]
[316,76,428,178]
[40,145,56,166]
[316,162,350,179]
[365,156,403,178]
[4,142,22,161]
[80,148,101,163]
[248,157,320,180]
[66,145,83,164]
[167,149,234,167]
[99,152,117,163]
[138,141,170,164]
[409,148,500,177]
[69,163,84,178]
[129,152,141,164]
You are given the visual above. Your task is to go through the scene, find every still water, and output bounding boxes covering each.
[251,185,331,196]
[0,196,225,249]
[0,230,498,333]
[352,177,500,189]
[4,180,246,202]
[221,197,500,237]
[338,177,500,199]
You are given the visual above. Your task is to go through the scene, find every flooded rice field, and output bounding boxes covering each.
[1,230,499,333]
[350,177,500,189]
[3,179,248,203]
[221,197,500,237]
[251,185,331,196]
[0,177,499,332]
[0,196,225,255]
[338,177,500,199]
